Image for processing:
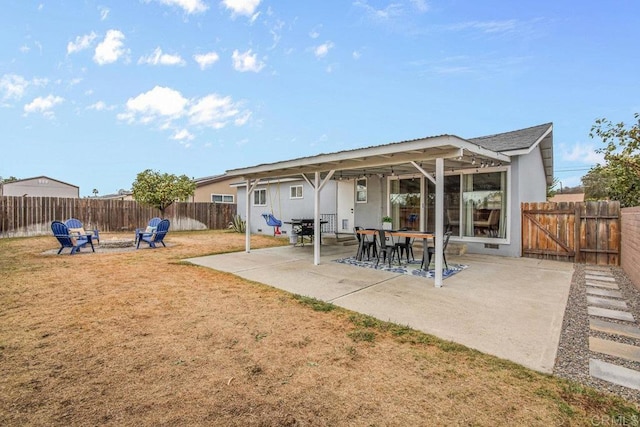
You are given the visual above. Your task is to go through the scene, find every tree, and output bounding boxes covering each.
[92,188,99,197]
[131,169,196,216]
[583,113,640,207]
[0,176,18,183]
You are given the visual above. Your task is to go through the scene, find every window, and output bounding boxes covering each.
[356,178,367,203]
[290,185,303,199]
[462,172,506,239]
[254,188,266,206]
[211,194,235,203]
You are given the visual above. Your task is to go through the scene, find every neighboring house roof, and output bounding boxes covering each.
[549,193,585,203]
[2,175,79,189]
[98,190,133,199]
[193,173,230,186]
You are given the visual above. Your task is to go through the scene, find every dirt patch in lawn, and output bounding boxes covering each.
[1,230,638,426]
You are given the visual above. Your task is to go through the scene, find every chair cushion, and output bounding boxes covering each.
[145,226,157,233]
[69,227,86,236]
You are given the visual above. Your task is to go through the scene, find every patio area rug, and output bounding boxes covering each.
[333,256,468,279]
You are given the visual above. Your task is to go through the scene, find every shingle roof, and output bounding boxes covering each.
[469,122,553,152]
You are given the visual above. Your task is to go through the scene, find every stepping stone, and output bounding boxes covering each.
[590,359,640,391]
[587,296,628,310]
[590,318,640,340]
[585,270,612,277]
[589,337,640,363]
[585,274,616,282]
[586,281,619,290]
[588,306,635,322]
[586,287,624,298]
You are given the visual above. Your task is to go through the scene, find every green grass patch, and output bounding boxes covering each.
[292,294,336,312]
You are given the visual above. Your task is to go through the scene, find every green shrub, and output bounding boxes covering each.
[228,215,246,233]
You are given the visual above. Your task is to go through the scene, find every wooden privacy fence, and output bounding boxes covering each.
[521,201,620,265]
[0,196,236,238]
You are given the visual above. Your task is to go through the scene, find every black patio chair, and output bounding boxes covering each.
[421,231,452,270]
[375,229,399,268]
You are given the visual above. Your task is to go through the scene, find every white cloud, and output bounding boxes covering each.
[234,111,251,126]
[309,25,321,39]
[189,94,238,129]
[445,20,518,34]
[410,0,429,13]
[1,74,29,100]
[560,142,605,165]
[172,128,194,141]
[151,0,208,14]
[67,32,98,54]
[99,6,110,20]
[231,49,265,72]
[193,52,220,70]
[119,86,250,132]
[352,50,361,60]
[138,47,186,66]
[221,0,261,17]
[23,94,64,117]
[313,41,334,59]
[354,1,404,22]
[94,30,128,65]
[87,101,115,111]
[120,86,187,123]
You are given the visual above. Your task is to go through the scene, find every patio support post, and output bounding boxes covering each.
[245,178,261,253]
[314,171,321,265]
[434,157,444,287]
[245,179,251,253]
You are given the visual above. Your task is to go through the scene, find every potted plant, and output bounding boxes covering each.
[382,216,393,230]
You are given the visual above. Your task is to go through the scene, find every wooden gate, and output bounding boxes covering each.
[521,201,620,265]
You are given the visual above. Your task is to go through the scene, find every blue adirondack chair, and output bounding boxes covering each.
[134,217,162,245]
[136,219,170,249]
[65,218,100,243]
[51,221,94,255]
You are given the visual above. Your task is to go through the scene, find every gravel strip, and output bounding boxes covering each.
[554,263,640,404]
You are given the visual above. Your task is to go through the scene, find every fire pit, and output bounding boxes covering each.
[100,239,135,249]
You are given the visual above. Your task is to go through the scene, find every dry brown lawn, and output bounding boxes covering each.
[1,230,638,426]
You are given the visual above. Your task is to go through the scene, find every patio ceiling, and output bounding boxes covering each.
[225,134,511,181]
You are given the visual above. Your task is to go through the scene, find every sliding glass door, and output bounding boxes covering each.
[389,178,421,230]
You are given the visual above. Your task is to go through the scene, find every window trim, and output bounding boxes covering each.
[289,185,303,199]
[356,177,367,203]
[254,188,267,206]
[211,193,235,204]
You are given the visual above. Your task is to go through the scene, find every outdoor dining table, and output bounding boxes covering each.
[355,229,434,263]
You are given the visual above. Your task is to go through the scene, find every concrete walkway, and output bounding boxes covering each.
[185,244,573,373]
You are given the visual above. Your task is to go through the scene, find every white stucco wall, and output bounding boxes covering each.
[237,179,337,236]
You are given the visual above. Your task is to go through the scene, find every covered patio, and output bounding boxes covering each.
[225,134,512,287]
[186,245,573,373]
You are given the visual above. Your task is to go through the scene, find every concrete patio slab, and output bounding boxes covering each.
[186,245,573,373]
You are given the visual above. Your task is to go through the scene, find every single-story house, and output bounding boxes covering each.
[0,176,79,198]
[225,123,553,287]
[191,174,238,204]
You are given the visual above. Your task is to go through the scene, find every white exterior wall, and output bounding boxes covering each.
[237,179,337,236]
[1,177,79,198]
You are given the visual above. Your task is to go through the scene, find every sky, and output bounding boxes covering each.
[1,0,638,197]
